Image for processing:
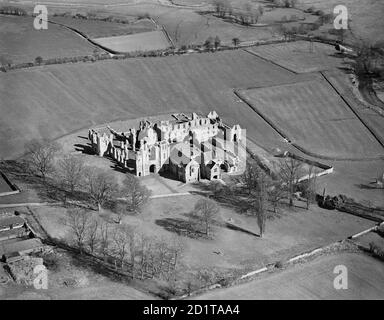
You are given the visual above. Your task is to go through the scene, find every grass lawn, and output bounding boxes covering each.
[192,252,384,299]
[0,15,95,64]
[246,41,343,73]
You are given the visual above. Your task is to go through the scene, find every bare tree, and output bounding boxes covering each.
[278,157,302,207]
[194,198,219,238]
[86,218,99,254]
[249,168,269,237]
[120,175,151,214]
[25,139,60,180]
[267,181,284,213]
[84,168,119,211]
[214,36,221,50]
[232,37,240,47]
[99,222,111,261]
[301,165,318,210]
[57,155,85,194]
[66,208,92,253]
[112,224,135,270]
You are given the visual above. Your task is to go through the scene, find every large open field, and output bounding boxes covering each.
[93,30,171,52]
[237,79,384,159]
[50,16,156,38]
[0,15,96,64]
[247,41,343,73]
[192,252,384,299]
[0,49,300,160]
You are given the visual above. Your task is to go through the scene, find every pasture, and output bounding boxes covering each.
[237,79,384,159]
[50,16,156,38]
[33,193,375,294]
[93,30,171,52]
[247,41,343,73]
[0,15,95,64]
[192,252,384,299]
[300,0,384,44]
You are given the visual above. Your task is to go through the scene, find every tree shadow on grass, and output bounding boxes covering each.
[355,183,383,190]
[155,217,205,239]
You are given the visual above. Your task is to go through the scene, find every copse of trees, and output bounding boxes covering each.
[0,6,27,16]
[65,211,184,280]
[24,139,61,181]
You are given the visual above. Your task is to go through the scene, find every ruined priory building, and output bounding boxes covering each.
[88,111,244,183]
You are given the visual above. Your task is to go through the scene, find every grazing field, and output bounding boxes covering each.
[0,15,95,64]
[0,174,12,194]
[93,30,171,52]
[247,41,343,73]
[300,0,384,44]
[0,49,299,159]
[192,252,384,300]
[237,79,384,159]
[50,16,156,38]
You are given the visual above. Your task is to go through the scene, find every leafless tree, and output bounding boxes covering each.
[239,161,262,194]
[232,37,240,47]
[267,181,284,213]
[112,224,135,270]
[57,155,85,194]
[98,222,111,261]
[249,168,269,237]
[278,157,302,207]
[25,139,60,180]
[120,175,151,214]
[86,218,99,254]
[301,165,317,210]
[66,208,92,253]
[194,198,219,238]
[84,168,119,211]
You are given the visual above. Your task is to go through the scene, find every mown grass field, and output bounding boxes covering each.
[93,30,171,52]
[247,41,343,73]
[50,16,156,38]
[0,15,96,64]
[237,79,384,159]
[192,252,384,300]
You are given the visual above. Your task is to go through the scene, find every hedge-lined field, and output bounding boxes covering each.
[0,49,298,159]
[93,31,171,53]
[0,16,95,64]
[247,41,342,73]
[237,79,384,159]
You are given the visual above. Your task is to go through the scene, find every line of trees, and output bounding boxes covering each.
[65,207,184,280]
[213,0,264,26]
[23,139,151,216]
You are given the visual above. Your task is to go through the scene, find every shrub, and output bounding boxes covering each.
[275,261,284,268]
